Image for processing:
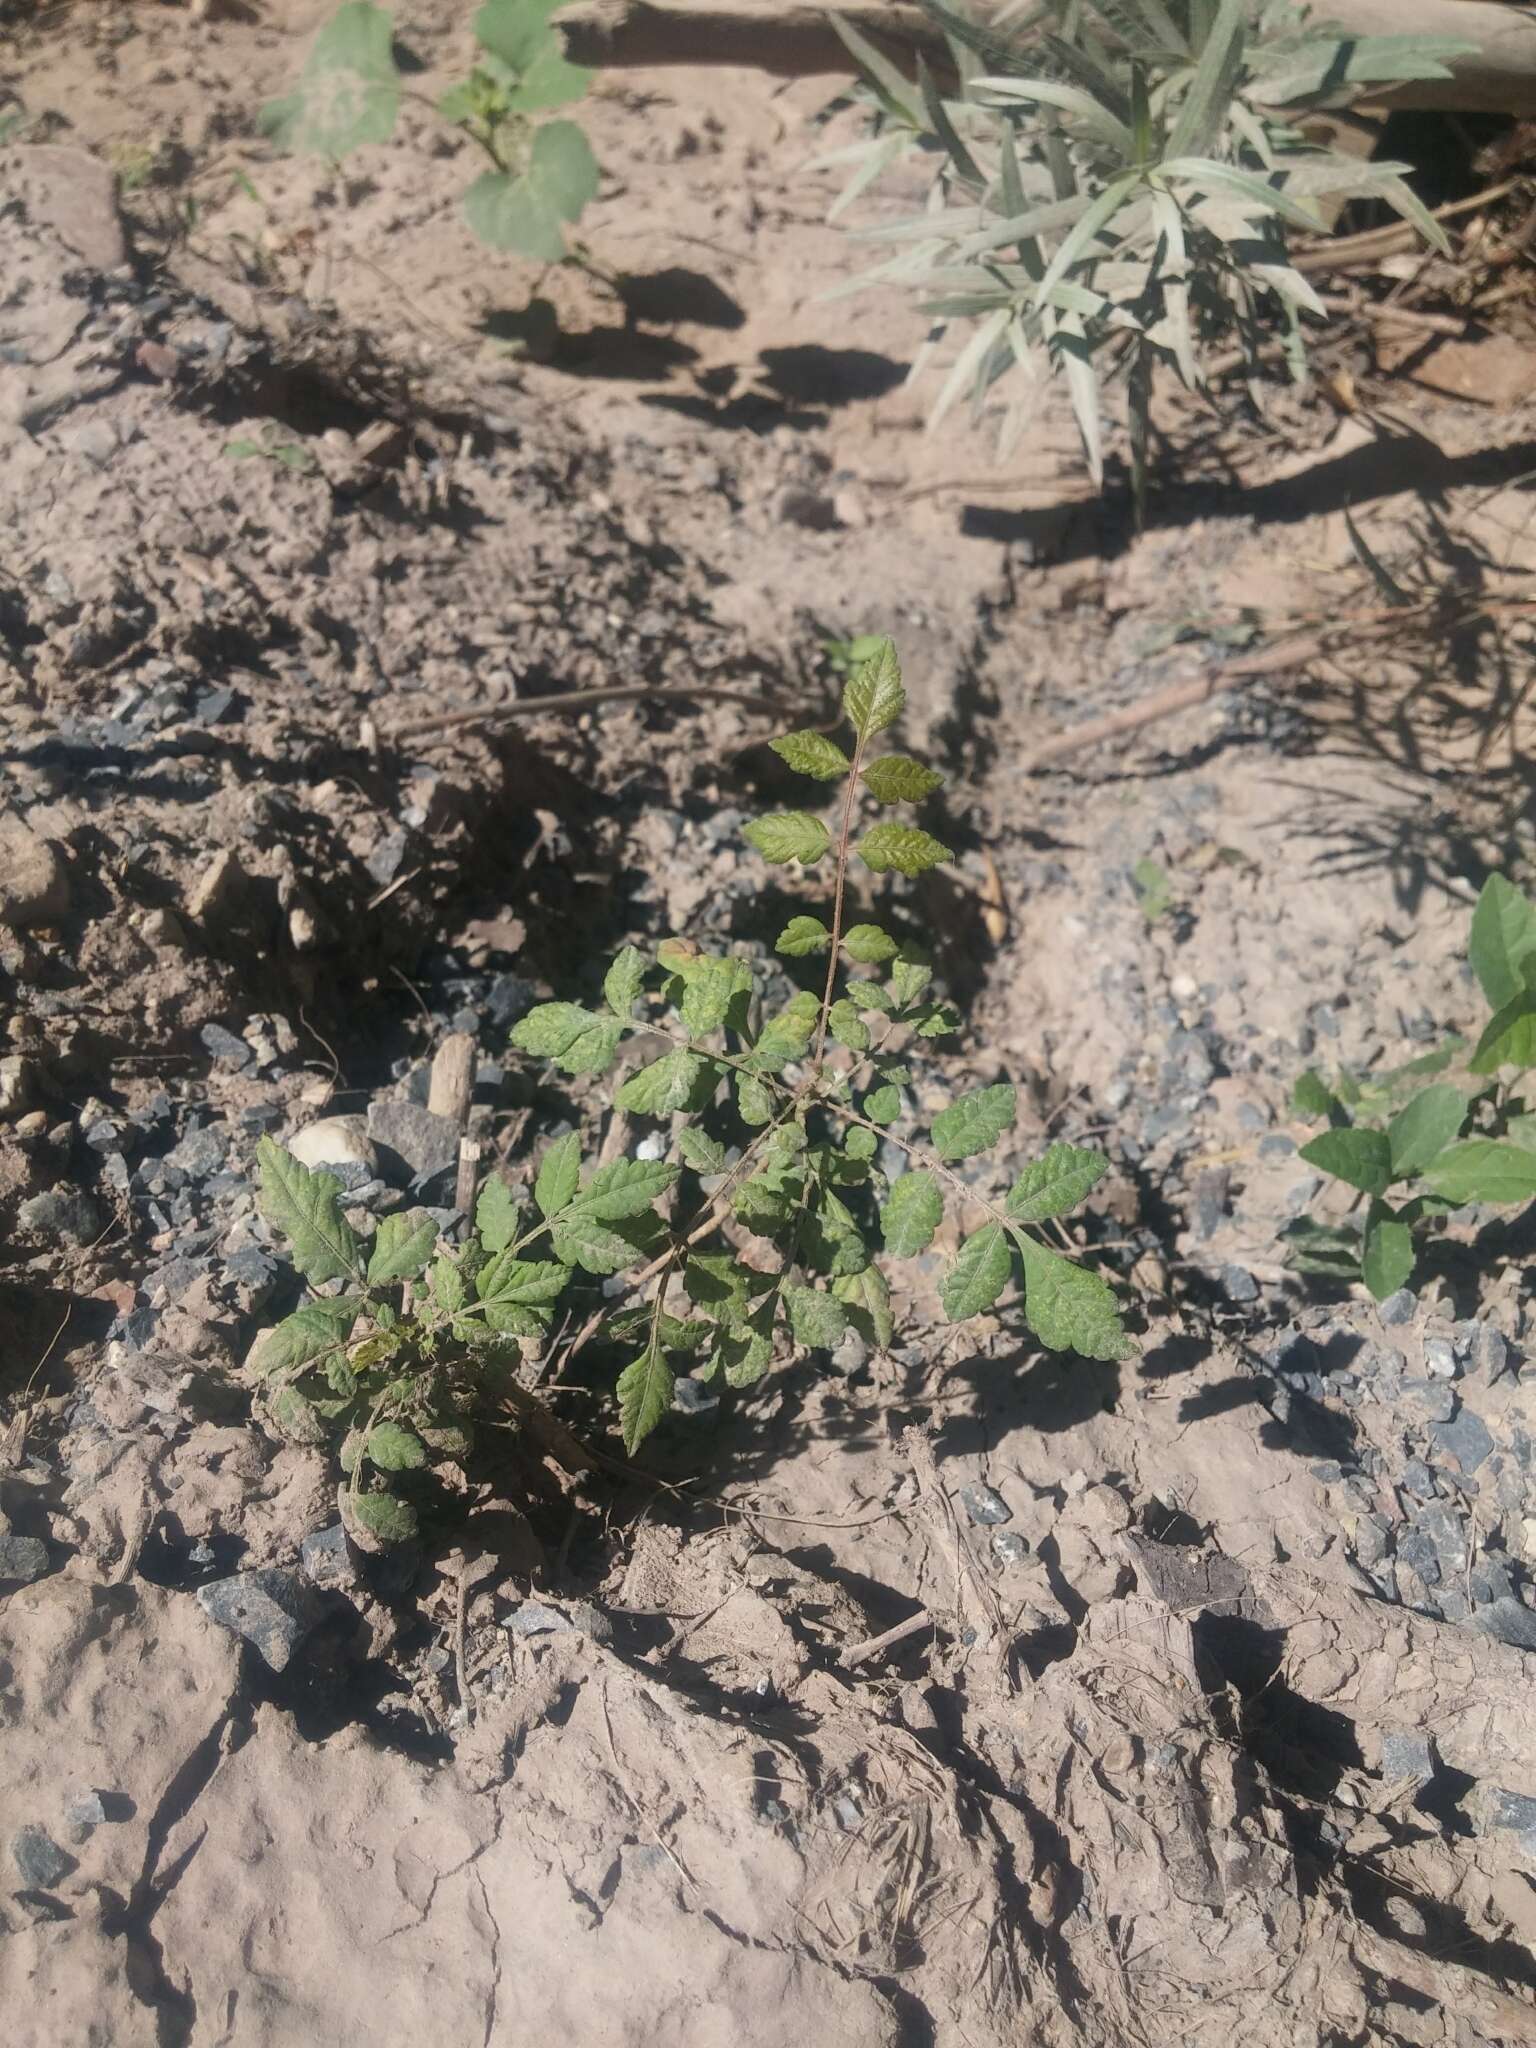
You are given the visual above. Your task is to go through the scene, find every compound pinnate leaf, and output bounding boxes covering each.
[617,1343,675,1455]
[1421,1139,1536,1207]
[463,120,599,261]
[1362,1202,1415,1302]
[842,922,898,963]
[862,754,944,804]
[367,1209,438,1285]
[571,1157,679,1220]
[1005,1143,1107,1222]
[941,1224,1012,1321]
[771,730,851,780]
[253,1299,361,1377]
[932,1081,1017,1163]
[510,1002,623,1076]
[828,1000,871,1052]
[1468,873,1536,1010]
[476,1253,570,1306]
[843,637,905,740]
[366,1422,427,1472]
[475,1175,520,1254]
[743,812,832,866]
[535,1130,581,1219]
[256,1138,363,1285]
[350,1491,418,1543]
[785,1284,848,1349]
[777,915,831,957]
[1298,1126,1393,1197]
[857,823,952,877]
[881,1170,943,1258]
[1018,1237,1129,1360]
[1386,1084,1467,1178]
[603,944,648,1019]
[617,1048,714,1116]
[259,1,401,159]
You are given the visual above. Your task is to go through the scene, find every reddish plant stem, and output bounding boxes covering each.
[812,735,868,1069]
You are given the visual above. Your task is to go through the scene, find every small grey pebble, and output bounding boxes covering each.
[12,1825,76,1889]
[1219,1263,1259,1303]
[65,1793,107,1828]
[504,1600,575,1637]
[1429,1407,1495,1475]
[673,1376,718,1415]
[300,1524,360,1592]
[0,1533,52,1586]
[1376,1288,1417,1329]
[1423,1335,1458,1379]
[990,1530,1030,1566]
[1474,1596,1536,1653]
[1404,1379,1455,1423]
[196,1568,326,1673]
[960,1482,1011,1527]
[1401,1459,1439,1501]
[1380,1731,1435,1783]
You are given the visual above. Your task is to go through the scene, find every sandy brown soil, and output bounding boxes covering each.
[4,4,1536,2043]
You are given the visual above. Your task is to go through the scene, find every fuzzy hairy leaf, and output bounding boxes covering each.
[1018,1237,1129,1360]
[676,1126,727,1174]
[1298,1126,1393,1197]
[253,1299,362,1378]
[603,944,649,1019]
[684,1251,757,1320]
[259,1,401,159]
[1282,1215,1362,1278]
[367,1421,427,1472]
[617,1048,715,1117]
[551,1212,645,1275]
[771,730,852,780]
[462,120,598,261]
[932,1082,1017,1163]
[1469,874,1536,1011]
[785,1284,848,1349]
[718,1307,775,1387]
[510,1002,623,1076]
[752,1007,814,1072]
[862,754,944,804]
[256,1138,363,1285]
[535,1130,581,1219]
[743,812,832,866]
[881,1170,944,1258]
[942,1224,1012,1321]
[1421,1139,1536,1208]
[367,1209,438,1285]
[1006,1143,1107,1222]
[858,823,953,877]
[828,1000,871,1052]
[476,1252,569,1306]
[1362,1202,1415,1302]
[571,1157,678,1220]
[843,637,905,740]
[843,922,899,963]
[679,955,753,1036]
[737,1073,775,1125]
[617,1342,674,1454]
[1386,1085,1467,1179]
[833,1265,894,1348]
[889,956,932,1007]
[350,1490,418,1543]
[268,1385,330,1446]
[777,915,831,957]
[475,1175,521,1254]
[863,1083,902,1123]
[431,1255,468,1313]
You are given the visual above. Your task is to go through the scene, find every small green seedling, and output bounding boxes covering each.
[1290,873,1536,1299]
[252,637,1129,1537]
[223,426,319,474]
[261,0,599,264]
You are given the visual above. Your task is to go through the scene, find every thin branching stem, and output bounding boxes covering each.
[813,734,871,1069]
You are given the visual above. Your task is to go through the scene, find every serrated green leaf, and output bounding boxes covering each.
[1292,1069,1337,1118]
[785,1284,848,1349]
[430,1254,468,1313]
[734,1165,803,1233]
[1422,1139,1536,1207]
[777,915,831,958]
[932,1082,1017,1163]
[828,999,871,1052]
[551,1211,646,1275]
[680,955,753,1036]
[479,1301,551,1337]
[1018,1237,1129,1360]
[258,2,401,160]
[858,823,953,878]
[684,1251,757,1320]
[1281,1215,1363,1277]
[1386,1085,1468,1178]
[617,1048,715,1117]
[1471,987,1536,1076]
[1298,1126,1393,1197]
[1006,1143,1107,1223]
[863,1083,902,1123]
[1362,1202,1415,1301]
[676,1126,727,1174]
[844,1126,878,1161]
[851,979,896,1015]
[771,730,851,780]
[1469,874,1536,1011]
[510,1002,624,1076]
[752,1006,814,1074]
[535,1130,581,1218]
[719,1307,776,1387]
[843,923,899,964]
[604,944,649,1019]
[268,1384,330,1446]
[253,1299,362,1378]
[833,1265,894,1348]
[256,1138,363,1285]
[743,812,832,866]
[737,1072,775,1125]
[889,954,933,1008]
[474,1175,520,1254]
[572,1157,679,1220]
[862,755,944,804]
[463,119,599,260]
[367,1209,438,1285]
[367,1421,427,1472]
[941,1224,1012,1321]
[881,1170,944,1258]
[617,1344,674,1455]
[843,637,905,740]
[350,1491,418,1543]
[476,1253,570,1305]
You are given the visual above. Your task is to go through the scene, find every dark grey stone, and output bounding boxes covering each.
[1380,1731,1434,1783]
[0,1534,51,1585]
[12,1826,75,1888]
[1430,1407,1495,1474]
[200,1023,252,1066]
[673,1376,718,1415]
[960,1483,1012,1527]
[1474,1596,1536,1654]
[196,1568,326,1672]
[18,1187,105,1246]
[1258,1134,1295,1159]
[300,1524,360,1593]
[1423,1336,1458,1380]
[366,1100,460,1180]
[1469,1557,1516,1607]
[65,1792,107,1828]
[990,1531,1030,1565]
[1396,1529,1441,1586]
[1414,1502,1470,1578]
[1376,1288,1417,1329]
[167,1123,227,1177]
[504,1600,575,1638]
[1454,1322,1511,1382]
[1220,1262,1259,1303]
[1351,1515,1390,1569]
[1401,1459,1438,1502]
[1437,1589,1471,1623]
[487,974,536,1026]
[366,829,409,886]
[1404,1379,1455,1423]
[1482,1787,1536,1858]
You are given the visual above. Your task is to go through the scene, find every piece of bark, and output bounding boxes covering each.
[428,1032,477,1129]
